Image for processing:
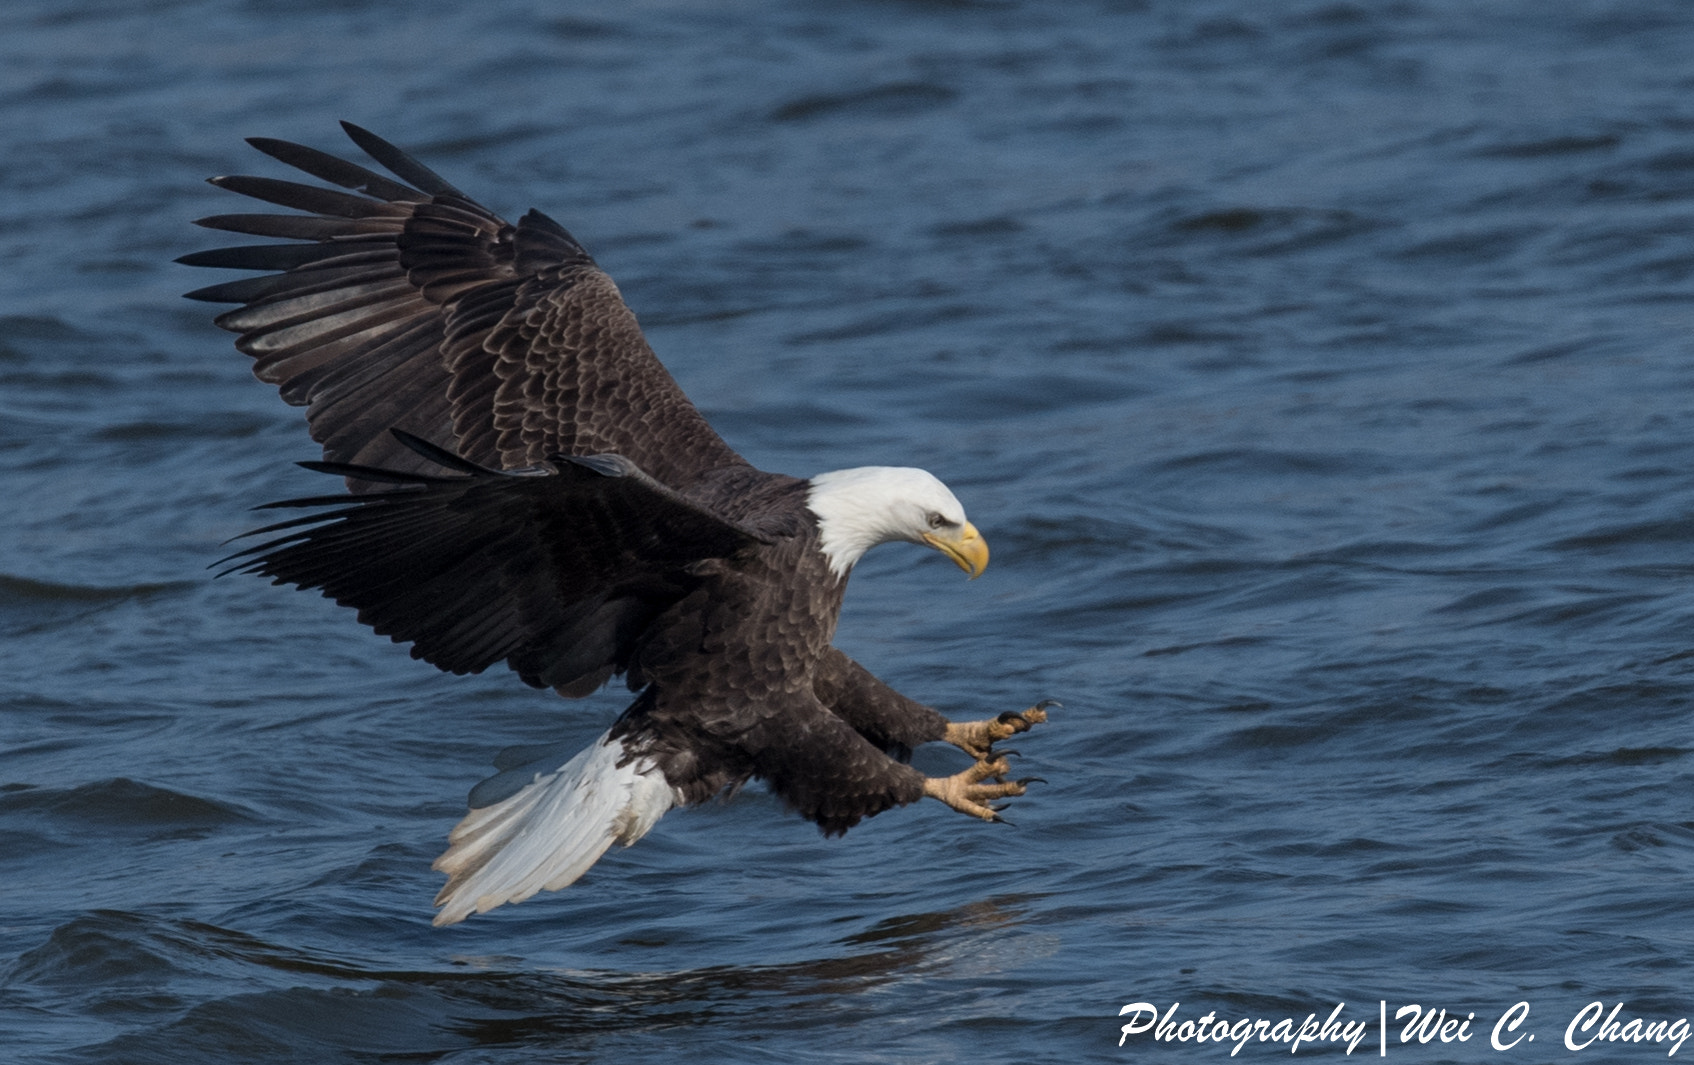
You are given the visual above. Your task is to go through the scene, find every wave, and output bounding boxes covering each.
[0,574,192,605]
[0,779,256,832]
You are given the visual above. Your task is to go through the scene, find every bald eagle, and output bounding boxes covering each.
[186,124,1050,926]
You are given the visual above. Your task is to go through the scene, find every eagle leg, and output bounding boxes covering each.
[922,755,1037,823]
[944,700,1056,761]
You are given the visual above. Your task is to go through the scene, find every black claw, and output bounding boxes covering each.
[996,710,1028,725]
[1016,776,1046,786]
[1034,699,1062,711]
[991,814,1015,826]
[993,747,1022,760]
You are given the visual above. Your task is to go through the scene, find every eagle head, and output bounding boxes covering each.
[806,466,987,580]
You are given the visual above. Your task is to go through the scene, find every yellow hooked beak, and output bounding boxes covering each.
[923,521,989,579]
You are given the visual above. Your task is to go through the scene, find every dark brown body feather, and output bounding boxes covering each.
[196,125,947,834]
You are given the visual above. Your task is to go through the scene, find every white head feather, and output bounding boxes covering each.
[806,466,972,578]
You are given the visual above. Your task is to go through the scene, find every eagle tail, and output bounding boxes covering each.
[431,730,675,926]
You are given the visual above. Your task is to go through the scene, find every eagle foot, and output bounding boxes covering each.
[922,755,1034,823]
[944,700,1056,762]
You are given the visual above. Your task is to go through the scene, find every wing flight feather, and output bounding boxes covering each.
[182,123,746,487]
[219,434,765,694]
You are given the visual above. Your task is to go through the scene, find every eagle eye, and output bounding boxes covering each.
[926,512,948,530]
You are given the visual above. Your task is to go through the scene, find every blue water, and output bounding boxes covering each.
[3,1,1693,1062]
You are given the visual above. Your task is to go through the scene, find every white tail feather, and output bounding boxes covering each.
[431,729,675,926]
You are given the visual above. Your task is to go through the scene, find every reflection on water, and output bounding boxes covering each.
[22,897,1044,1059]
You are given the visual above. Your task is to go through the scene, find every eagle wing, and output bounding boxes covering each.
[219,434,766,696]
[181,122,746,488]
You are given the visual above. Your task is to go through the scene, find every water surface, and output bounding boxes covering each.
[2,1,1692,1061]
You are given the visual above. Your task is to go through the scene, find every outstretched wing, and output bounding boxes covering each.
[181,122,746,488]
[219,433,767,695]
